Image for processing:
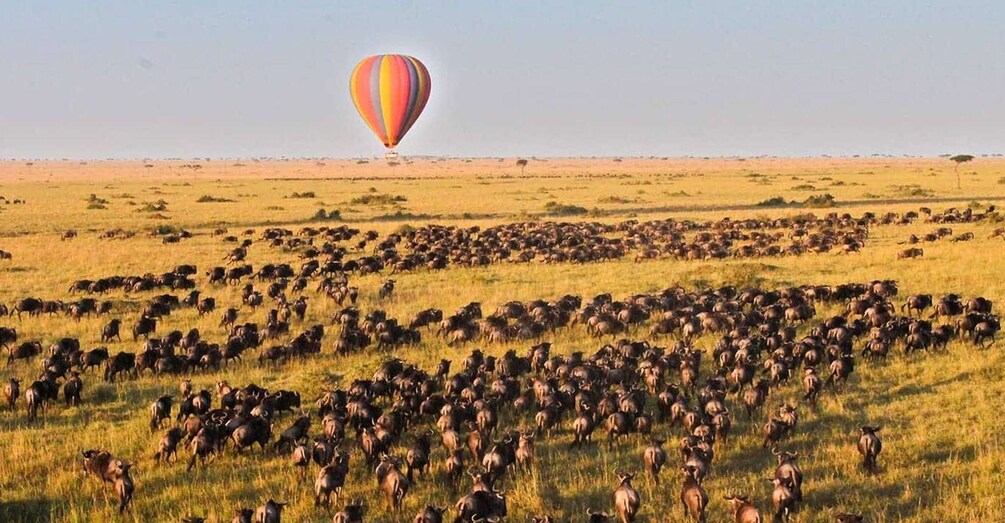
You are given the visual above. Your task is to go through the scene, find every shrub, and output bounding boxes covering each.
[543,201,588,216]
[312,208,342,221]
[349,193,408,205]
[196,195,235,203]
[890,184,935,197]
[803,193,836,208]
[597,196,635,204]
[756,196,789,207]
[289,191,316,199]
[151,224,180,235]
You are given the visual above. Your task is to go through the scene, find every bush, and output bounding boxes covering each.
[597,196,635,204]
[151,224,180,235]
[312,208,342,221]
[86,203,107,210]
[543,201,588,216]
[349,193,407,205]
[998,177,1005,185]
[755,196,789,207]
[289,191,316,199]
[791,184,816,190]
[890,184,935,197]
[137,199,169,212]
[196,195,235,203]
[803,193,836,208]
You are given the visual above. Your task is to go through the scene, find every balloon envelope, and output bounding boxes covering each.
[350,54,431,149]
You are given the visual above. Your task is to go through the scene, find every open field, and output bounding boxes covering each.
[1,157,1004,523]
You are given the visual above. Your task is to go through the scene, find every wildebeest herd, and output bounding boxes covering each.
[0,205,1000,522]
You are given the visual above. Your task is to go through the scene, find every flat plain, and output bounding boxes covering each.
[1,156,1004,522]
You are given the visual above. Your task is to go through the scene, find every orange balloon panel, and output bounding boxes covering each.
[350,54,431,149]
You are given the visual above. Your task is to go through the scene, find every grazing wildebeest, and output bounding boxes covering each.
[7,341,41,366]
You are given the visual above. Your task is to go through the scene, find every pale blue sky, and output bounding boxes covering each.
[1,1,1003,159]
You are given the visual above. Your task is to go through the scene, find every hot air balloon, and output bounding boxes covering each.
[349,54,431,151]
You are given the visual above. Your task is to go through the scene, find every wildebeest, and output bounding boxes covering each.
[680,465,708,522]
[82,450,119,483]
[102,319,122,343]
[725,495,762,523]
[132,316,157,340]
[150,395,173,431]
[333,500,365,523]
[772,448,803,504]
[154,427,185,463]
[413,504,446,523]
[114,460,135,513]
[770,477,797,523]
[7,341,41,366]
[643,438,667,483]
[612,471,640,523]
[315,461,348,507]
[254,499,286,523]
[230,508,255,523]
[858,425,883,474]
[454,489,507,523]
[105,352,136,382]
[63,372,83,407]
[379,279,396,299]
[3,377,19,410]
[376,454,409,511]
[0,326,16,349]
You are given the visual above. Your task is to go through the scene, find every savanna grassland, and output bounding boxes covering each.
[1,157,1004,523]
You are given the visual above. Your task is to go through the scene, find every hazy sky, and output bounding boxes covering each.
[2,1,1003,159]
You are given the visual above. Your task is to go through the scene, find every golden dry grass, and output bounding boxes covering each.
[0,157,1003,522]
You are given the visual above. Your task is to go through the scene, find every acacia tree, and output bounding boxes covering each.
[516,158,528,175]
[949,154,974,189]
